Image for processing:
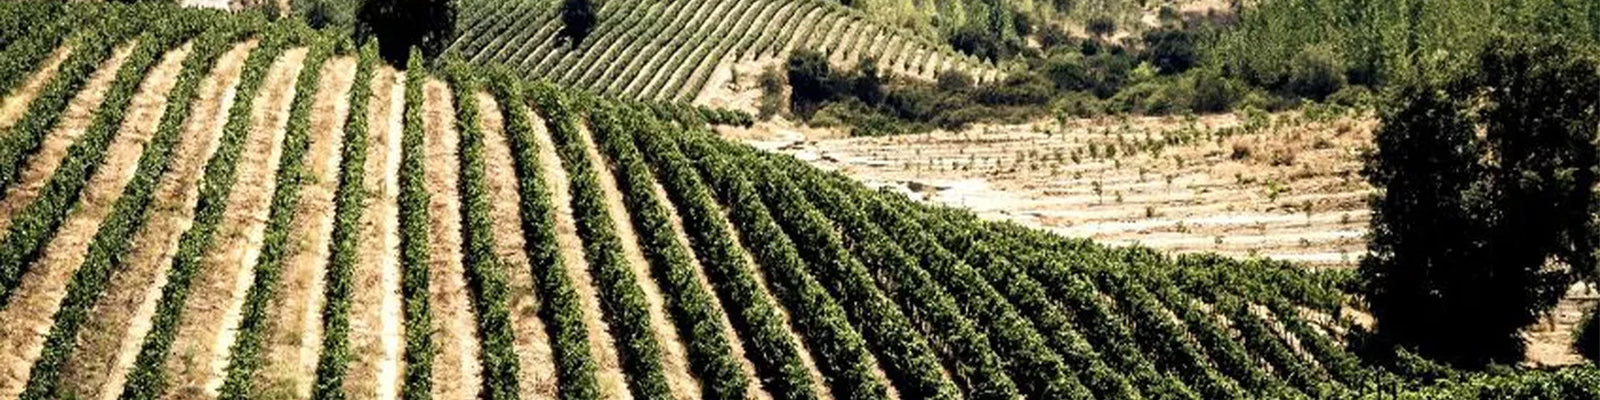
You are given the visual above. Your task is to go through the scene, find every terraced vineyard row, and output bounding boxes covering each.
[0,2,1595,400]
[447,0,1007,103]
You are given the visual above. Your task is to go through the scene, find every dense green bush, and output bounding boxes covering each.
[1287,45,1346,101]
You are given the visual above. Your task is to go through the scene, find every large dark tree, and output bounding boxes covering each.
[559,0,597,47]
[357,0,456,65]
[1361,36,1600,368]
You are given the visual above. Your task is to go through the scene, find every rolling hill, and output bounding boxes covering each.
[0,2,1594,400]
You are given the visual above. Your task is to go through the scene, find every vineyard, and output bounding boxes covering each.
[445,0,1007,103]
[0,2,1596,400]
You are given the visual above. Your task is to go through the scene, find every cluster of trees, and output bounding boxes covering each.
[1362,35,1600,368]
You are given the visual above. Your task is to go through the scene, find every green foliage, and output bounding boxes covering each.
[398,49,436,400]
[18,18,245,400]
[445,65,522,400]
[312,40,378,400]
[559,0,597,46]
[633,120,823,400]
[488,73,602,400]
[357,0,455,64]
[1363,36,1600,369]
[1287,45,1346,101]
[119,25,291,400]
[218,40,332,400]
[589,104,753,400]
[531,82,675,399]
[681,132,891,400]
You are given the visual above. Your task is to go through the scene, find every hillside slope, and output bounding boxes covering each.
[0,3,1595,400]
[447,0,1007,103]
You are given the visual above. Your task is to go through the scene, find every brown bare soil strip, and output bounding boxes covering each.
[420,78,483,400]
[344,65,405,400]
[256,55,356,398]
[575,123,701,399]
[0,41,190,400]
[714,209,837,400]
[648,180,772,400]
[475,92,558,400]
[158,47,306,398]
[527,110,632,400]
[56,40,256,400]
[0,45,74,130]
[0,43,136,234]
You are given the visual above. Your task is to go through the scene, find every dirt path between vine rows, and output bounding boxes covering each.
[420,78,483,400]
[344,65,405,400]
[576,122,701,399]
[0,45,73,130]
[475,92,558,400]
[58,40,255,400]
[256,55,355,398]
[0,42,135,235]
[528,110,632,400]
[160,47,305,398]
[0,40,189,400]
[649,180,773,400]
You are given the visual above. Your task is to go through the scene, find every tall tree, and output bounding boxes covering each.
[357,0,456,65]
[559,0,598,47]
[1361,36,1600,368]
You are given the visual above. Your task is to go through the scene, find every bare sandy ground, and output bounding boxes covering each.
[527,110,633,400]
[419,78,484,400]
[62,40,255,400]
[475,92,559,400]
[576,122,702,399]
[0,43,136,235]
[0,41,189,400]
[160,47,305,399]
[0,45,74,129]
[729,112,1598,366]
[731,114,1373,268]
[256,55,355,398]
[344,65,404,400]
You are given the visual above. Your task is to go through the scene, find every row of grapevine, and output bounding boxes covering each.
[737,153,965,400]
[448,0,1006,102]
[587,103,751,399]
[527,82,675,399]
[312,40,380,400]
[0,28,193,308]
[777,154,1076,400]
[397,50,436,399]
[486,73,602,400]
[629,109,823,400]
[17,18,250,400]
[445,66,524,400]
[215,35,331,399]
[677,132,891,400]
[117,25,291,400]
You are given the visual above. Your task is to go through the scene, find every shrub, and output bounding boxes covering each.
[1044,54,1091,91]
[1142,29,1198,74]
[1189,68,1241,113]
[758,66,786,119]
[1288,45,1346,100]
[853,58,884,106]
[1039,24,1071,51]
[1086,15,1116,38]
[936,69,973,92]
